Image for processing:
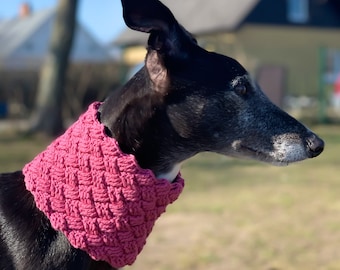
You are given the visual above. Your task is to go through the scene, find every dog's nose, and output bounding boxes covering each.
[306,134,324,158]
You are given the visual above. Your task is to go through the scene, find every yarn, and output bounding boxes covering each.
[23,102,184,268]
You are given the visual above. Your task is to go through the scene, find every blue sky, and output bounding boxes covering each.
[0,0,126,45]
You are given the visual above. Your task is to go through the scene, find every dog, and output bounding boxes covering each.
[0,0,324,269]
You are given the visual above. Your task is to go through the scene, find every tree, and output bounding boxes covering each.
[29,0,78,136]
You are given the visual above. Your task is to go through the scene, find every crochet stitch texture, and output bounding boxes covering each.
[23,102,184,268]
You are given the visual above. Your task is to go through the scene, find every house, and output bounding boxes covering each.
[113,0,340,107]
[0,3,118,119]
[0,3,112,71]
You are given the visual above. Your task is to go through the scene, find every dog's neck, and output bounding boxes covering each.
[98,68,197,182]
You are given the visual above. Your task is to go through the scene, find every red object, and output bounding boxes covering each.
[335,74,340,94]
[23,102,184,268]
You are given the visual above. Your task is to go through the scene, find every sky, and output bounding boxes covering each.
[0,0,126,45]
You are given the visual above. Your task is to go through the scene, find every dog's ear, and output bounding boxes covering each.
[121,0,176,36]
[121,0,195,93]
[121,0,196,54]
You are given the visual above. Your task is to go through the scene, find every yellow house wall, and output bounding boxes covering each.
[120,25,340,97]
[123,46,147,65]
[203,25,340,97]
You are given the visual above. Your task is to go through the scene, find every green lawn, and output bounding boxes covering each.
[0,125,339,270]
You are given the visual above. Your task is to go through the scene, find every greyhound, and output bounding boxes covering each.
[0,0,324,269]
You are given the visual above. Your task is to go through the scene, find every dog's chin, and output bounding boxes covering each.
[228,143,309,167]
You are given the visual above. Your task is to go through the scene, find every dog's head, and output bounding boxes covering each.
[101,0,323,175]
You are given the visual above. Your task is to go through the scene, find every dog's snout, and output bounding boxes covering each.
[306,134,324,158]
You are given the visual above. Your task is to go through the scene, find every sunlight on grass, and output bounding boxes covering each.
[126,125,340,270]
[1,125,340,269]
[0,131,51,172]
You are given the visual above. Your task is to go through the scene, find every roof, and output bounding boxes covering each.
[0,9,54,59]
[114,0,259,46]
[0,8,113,69]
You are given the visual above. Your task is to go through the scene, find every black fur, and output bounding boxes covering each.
[0,172,113,270]
[0,0,324,269]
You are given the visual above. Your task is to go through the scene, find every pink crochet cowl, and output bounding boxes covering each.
[23,102,184,268]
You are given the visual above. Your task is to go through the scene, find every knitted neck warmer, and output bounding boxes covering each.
[23,102,184,268]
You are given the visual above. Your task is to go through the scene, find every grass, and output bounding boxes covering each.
[0,132,50,172]
[0,125,340,269]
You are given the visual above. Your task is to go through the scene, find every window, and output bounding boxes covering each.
[287,0,309,23]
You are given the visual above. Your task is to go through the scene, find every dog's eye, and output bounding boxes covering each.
[235,84,247,96]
